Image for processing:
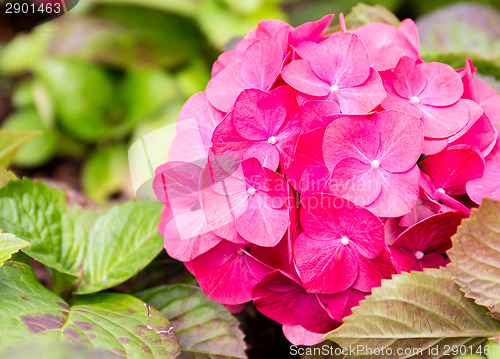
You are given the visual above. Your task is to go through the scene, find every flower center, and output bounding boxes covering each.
[330,84,340,95]
[247,187,257,196]
[410,96,420,105]
[414,251,424,260]
[370,160,380,169]
[340,236,350,245]
[437,188,446,194]
[267,136,278,145]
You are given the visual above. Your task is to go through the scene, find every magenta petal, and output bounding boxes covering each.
[374,110,423,173]
[388,247,420,273]
[392,57,426,99]
[392,212,463,254]
[294,232,358,294]
[320,288,367,322]
[289,14,334,48]
[154,161,202,207]
[190,241,272,305]
[232,89,287,140]
[282,325,327,346]
[310,33,370,88]
[419,253,449,269]
[450,114,498,156]
[334,68,386,113]
[422,137,449,155]
[364,165,420,218]
[466,140,500,203]
[239,39,282,89]
[420,146,485,195]
[323,116,379,170]
[281,60,330,97]
[352,250,395,291]
[329,158,381,207]
[178,92,223,131]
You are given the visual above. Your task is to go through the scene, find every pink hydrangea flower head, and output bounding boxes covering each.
[467,138,500,203]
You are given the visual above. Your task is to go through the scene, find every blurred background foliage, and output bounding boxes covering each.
[0,0,500,205]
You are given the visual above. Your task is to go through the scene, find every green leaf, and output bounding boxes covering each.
[0,167,16,188]
[82,145,130,203]
[136,284,247,358]
[326,268,500,358]
[1,111,56,167]
[0,233,30,266]
[344,3,400,29]
[448,198,500,319]
[75,201,164,294]
[0,262,181,358]
[0,129,41,168]
[0,340,114,359]
[0,179,85,276]
[36,58,115,142]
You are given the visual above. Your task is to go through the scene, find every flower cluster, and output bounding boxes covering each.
[154,14,500,345]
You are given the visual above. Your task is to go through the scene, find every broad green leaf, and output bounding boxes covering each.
[0,167,16,188]
[0,233,30,266]
[326,268,500,358]
[75,201,164,294]
[0,179,85,276]
[0,129,41,168]
[0,262,180,358]
[448,198,500,319]
[136,284,247,358]
[36,58,115,142]
[82,145,130,203]
[0,340,113,359]
[1,111,56,167]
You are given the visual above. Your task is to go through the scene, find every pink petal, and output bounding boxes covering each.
[206,62,246,112]
[420,146,485,195]
[289,14,334,53]
[282,60,330,97]
[418,62,463,106]
[282,324,328,346]
[153,161,202,207]
[466,139,500,203]
[392,56,426,99]
[364,165,420,217]
[417,99,477,139]
[178,92,223,131]
[323,116,379,171]
[450,114,498,156]
[388,247,420,273]
[294,232,359,294]
[240,39,283,89]
[399,188,440,227]
[190,241,272,305]
[234,194,289,247]
[232,89,287,140]
[300,100,340,132]
[169,126,212,163]
[374,110,423,173]
[333,68,386,113]
[392,212,463,253]
[310,33,370,88]
[328,157,382,207]
[159,207,222,261]
[422,137,449,155]
[419,253,449,269]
